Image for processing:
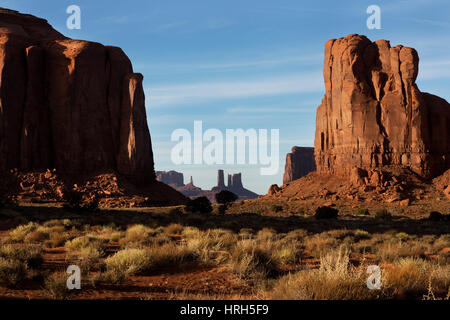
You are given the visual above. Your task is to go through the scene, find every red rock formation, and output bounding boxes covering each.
[0,8,154,184]
[283,147,316,184]
[314,34,450,179]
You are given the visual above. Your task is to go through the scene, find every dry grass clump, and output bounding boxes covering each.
[7,222,39,243]
[271,247,377,300]
[375,240,428,262]
[228,239,279,281]
[0,257,27,287]
[0,244,44,268]
[65,235,106,253]
[304,234,339,258]
[104,243,196,281]
[383,257,450,298]
[186,229,237,264]
[44,272,73,299]
[118,224,159,247]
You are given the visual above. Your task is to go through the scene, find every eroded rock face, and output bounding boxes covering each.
[0,9,155,184]
[314,34,450,178]
[283,147,316,184]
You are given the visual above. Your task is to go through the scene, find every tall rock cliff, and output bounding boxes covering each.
[314,34,450,178]
[283,147,316,184]
[0,8,154,185]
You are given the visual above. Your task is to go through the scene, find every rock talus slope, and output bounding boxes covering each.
[314,34,450,178]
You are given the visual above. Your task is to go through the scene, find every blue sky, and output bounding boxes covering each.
[5,0,450,194]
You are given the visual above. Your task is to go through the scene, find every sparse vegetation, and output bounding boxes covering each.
[0,204,448,300]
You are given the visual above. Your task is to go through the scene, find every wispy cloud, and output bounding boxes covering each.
[136,53,322,73]
[226,106,315,114]
[146,71,323,108]
[419,59,450,80]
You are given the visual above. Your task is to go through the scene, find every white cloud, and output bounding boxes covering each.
[146,71,323,108]
[419,59,450,80]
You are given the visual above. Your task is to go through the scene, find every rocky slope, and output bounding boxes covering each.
[283,147,316,184]
[314,34,450,179]
[0,8,185,205]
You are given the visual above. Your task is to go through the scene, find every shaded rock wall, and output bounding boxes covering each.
[0,8,155,185]
[283,147,316,184]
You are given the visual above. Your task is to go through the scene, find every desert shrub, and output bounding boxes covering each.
[105,244,195,278]
[0,244,44,268]
[25,231,49,243]
[375,209,392,221]
[7,222,38,243]
[304,235,339,258]
[383,258,434,298]
[165,223,184,235]
[44,272,72,299]
[119,224,158,247]
[270,204,283,213]
[73,246,103,273]
[0,258,27,287]
[314,206,339,219]
[215,190,238,214]
[187,229,237,264]
[271,248,377,300]
[228,239,279,280]
[428,211,444,221]
[105,248,150,277]
[65,236,106,255]
[185,197,212,214]
[376,240,427,262]
[357,208,370,216]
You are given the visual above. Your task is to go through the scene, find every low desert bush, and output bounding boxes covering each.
[314,206,338,219]
[228,239,279,280]
[185,197,212,214]
[375,209,392,221]
[0,244,44,268]
[0,257,27,287]
[44,272,72,299]
[271,247,377,300]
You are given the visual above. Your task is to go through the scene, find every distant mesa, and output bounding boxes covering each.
[156,169,259,203]
[283,147,316,184]
[0,8,185,206]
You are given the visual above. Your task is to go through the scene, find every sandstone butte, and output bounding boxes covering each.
[314,34,450,179]
[0,8,185,205]
[283,146,316,184]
